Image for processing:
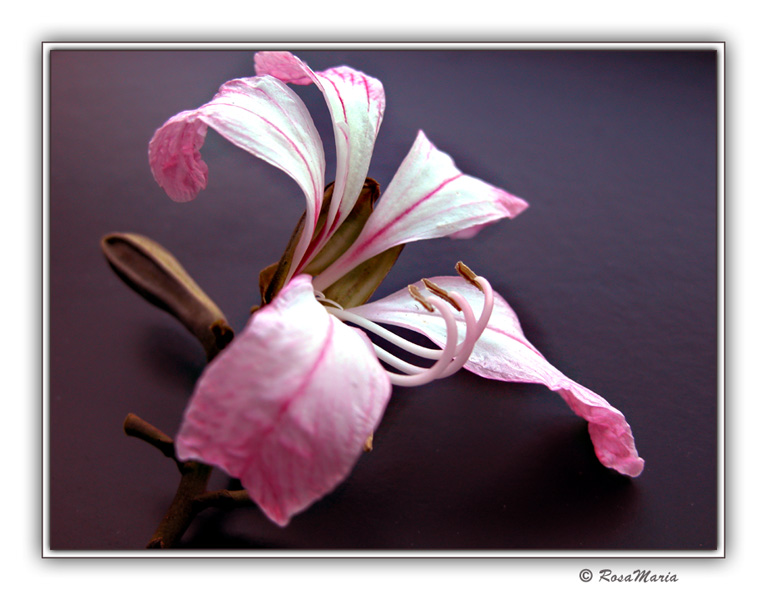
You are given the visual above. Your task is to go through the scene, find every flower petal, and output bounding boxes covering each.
[176,275,392,526]
[313,131,528,290]
[255,52,386,259]
[349,277,644,477]
[149,76,326,277]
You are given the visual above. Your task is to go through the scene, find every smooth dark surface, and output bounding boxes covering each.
[48,48,718,551]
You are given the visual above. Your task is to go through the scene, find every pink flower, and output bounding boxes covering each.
[148,52,644,526]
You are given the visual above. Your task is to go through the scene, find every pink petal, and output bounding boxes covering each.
[146,111,209,203]
[313,131,528,291]
[176,275,392,526]
[149,76,326,277]
[349,277,644,477]
[255,52,385,259]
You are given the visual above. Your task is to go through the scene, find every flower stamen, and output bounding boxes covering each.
[422,278,462,311]
[408,284,434,312]
[314,290,344,310]
[384,295,459,387]
[456,261,483,291]
[436,290,479,378]
[324,263,494,387]
[325,307,442,360]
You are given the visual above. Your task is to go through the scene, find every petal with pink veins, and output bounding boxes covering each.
[313,131,528,291]
[176,275,392,526]
[256,52,386,256]
[348,276,644,477]
[149,76,326,278]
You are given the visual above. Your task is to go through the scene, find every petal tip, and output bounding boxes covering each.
[254,51,313,85]
[624,458,645,477]
[610,456,645,478]
[148,114,209,203]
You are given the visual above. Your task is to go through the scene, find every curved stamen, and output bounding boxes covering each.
[322,263,494,387]
[473,275,494,333]
[437,291,478,378]
[372,345,426,375]
[437,275,494,378]
[326,307,442,360]
[314,290,344,310]
[385,296,458,387]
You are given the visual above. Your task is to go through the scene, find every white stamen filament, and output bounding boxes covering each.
[372,345,426,375]
[314,291,344,310]
[326,308,443,360]
[437,276,494,378]
[435,291,478,378]
[383,296,458,387]
[323,268,494,388]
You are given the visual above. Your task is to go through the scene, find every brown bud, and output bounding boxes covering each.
[101,232,233,360]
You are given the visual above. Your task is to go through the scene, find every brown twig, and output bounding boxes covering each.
[127,317,246,548]
[123,413,178,465]
[124,414,252,548]
[146,460,214,549]
[194,489,252,511]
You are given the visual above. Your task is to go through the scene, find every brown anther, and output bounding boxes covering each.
[456,261,484,291]
[408,284,435,312]
[422,278,462,311]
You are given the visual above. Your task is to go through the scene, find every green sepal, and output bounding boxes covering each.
[260,178,403,308]
[320,243,405,308]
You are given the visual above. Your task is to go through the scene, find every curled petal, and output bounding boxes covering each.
[149,76,326,277]
[256,52,386,258]
[147,112,209,203]
[176,275,392,526]
[349,277,644,477]
[313,131,528,290]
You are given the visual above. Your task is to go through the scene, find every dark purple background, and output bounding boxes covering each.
[48,48,718,551]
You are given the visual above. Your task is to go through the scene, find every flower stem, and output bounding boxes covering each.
[124,414,252,549]
[130,326,241,548]
[147,460,213,549]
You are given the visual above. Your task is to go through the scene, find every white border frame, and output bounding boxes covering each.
[41,41,725,559]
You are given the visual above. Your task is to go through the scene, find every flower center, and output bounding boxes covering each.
[320,262,494,387]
